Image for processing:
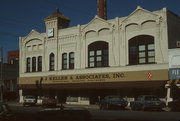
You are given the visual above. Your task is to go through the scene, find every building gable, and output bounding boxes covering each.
[22,29,44,45]
[82,16,112,33]
[122,6,159,26]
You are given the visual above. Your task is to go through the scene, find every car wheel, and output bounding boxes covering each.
[121,106,125,110]
[99,104,103,110]
[99,105,103,110]
[157,108,162,112]
[131,105,136,111]
[42,104,46,108]
[106,104,110,110]
[142,105,147,111]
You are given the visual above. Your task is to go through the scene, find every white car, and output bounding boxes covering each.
[23,95,37,106]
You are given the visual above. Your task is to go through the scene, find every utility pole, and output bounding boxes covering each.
[0,47,3,102]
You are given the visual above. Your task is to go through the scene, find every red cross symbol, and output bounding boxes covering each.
[147,72,153,79]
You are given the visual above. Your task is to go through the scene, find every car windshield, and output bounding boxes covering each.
[144,96,159,101]
[25,96,35,99]
[109,97,124,101]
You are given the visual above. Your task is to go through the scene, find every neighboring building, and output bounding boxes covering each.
[7,50,19,64]
[0,50,19,101]
[166,48,180,103]
[19,4,180,104]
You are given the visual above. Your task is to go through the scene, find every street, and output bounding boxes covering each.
[8,103,180,121]
[89,109,180,121]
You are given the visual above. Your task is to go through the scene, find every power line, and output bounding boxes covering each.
[0,17,43,30]
[0,32,19,38]
[43,0,95,16]
[0,18,44,40]
[0,0,97,41]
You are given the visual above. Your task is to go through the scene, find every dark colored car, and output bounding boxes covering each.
[99,95,128,110]
[130,95,166,111]
[168,98,180,111]
[42,96,57,107]
[0,103,16,121]
[37,108,92,121]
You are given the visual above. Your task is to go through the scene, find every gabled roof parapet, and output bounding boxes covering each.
[121,6,159,24]
[21,29,44,45]
[82,15,112,31]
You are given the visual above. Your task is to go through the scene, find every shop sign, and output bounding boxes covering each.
[43,72,126,83]
[19,69,168,85]
[169,68,180,79]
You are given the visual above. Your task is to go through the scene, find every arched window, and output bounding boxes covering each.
[129,35,155,65]
[38,56,42,72]
[69,52,74,69]
[88,41,109,68]
[62,53,67,70]
[49,53,55,71]
[26,57,31,72]
[32,57,36,72]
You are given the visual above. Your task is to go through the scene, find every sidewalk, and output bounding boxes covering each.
[61,104,99,109]
[6,101,171,111]
[6,101,22,107]
[6,101,99,109]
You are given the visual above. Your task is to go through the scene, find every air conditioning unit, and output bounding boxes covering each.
[176,41,180,48]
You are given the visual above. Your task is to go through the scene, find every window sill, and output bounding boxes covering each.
[25,71,42,73]
[127,62,157,66]
[61,68,74,71]
[86,66,110,69]
[49,70,55,71]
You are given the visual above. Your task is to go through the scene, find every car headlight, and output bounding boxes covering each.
[126,102,128,105]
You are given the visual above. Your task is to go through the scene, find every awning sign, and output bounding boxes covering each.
[18,69,168,85]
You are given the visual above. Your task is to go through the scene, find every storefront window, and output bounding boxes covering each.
[129,35,155,65]
[88,41,109,68]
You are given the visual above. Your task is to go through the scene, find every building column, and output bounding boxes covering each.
[19,89,24,103]
[166,87,171,106]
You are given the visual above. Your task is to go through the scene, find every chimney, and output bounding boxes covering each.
[97,0,107,20]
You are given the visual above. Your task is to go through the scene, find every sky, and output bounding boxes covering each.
[0,0,180,62]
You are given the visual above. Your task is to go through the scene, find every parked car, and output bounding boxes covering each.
[99,95,128,110]
[42,96,57,107]
[0,103,16,121]
[130,95,166,111]
[168,98,180,111]
[23,95,37,106]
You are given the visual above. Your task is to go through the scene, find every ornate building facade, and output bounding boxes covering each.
[19,6,180,103]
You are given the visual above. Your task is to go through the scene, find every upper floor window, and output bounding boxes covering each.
[32,57,36,72]
[38,56,42,72]
[129,35,155,65]
[62,53,67,70]
[49,53,55,71]
[69,52,74,69]
[88,41,109,68]
[26,57,31,72]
